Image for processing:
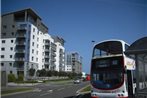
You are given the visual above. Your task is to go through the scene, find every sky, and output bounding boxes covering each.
[2,0,147,73]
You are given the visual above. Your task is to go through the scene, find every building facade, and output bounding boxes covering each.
[1,8,65,80]
[65,52,82,74]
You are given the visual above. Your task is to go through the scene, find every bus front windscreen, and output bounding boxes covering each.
[91,56,124,89]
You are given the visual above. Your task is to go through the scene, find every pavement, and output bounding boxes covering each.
[1,81,90,98]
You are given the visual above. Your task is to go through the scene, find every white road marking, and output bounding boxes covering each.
[47,90,53,92]
[57,88,64,91]
[33,88,41,92]
[40,93,49,96]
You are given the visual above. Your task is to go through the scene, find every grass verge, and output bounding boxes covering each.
[80,85,91,92]
[1,88,32,95]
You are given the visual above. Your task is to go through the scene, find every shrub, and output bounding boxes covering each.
[8,74,16,82]
[17,74,24,82]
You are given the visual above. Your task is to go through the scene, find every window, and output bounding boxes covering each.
[32,57,34,61]
[37,44,39,48]
[2,40,5,43]
[1,63,4,66]
[33,28,35,32]
[9,63,12,66]
[32,49,34,53]
[12,25,15,28]
[1,48,5,51]
[10,71,13,74]
[12,32,14,36]
[36,51,38,55]
[1,55,4,58]
[2,33,6,36]
[3,25,7,29]
[11,40,13,43]
[37,31,39,35]
[10,55,12,58]
[10,47,13,51]
[37,38,39,41]
[36,58,38,62]
[32,42,34,46]
[33,35,35,39]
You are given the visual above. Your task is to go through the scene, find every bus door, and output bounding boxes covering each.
[127,70,134,98]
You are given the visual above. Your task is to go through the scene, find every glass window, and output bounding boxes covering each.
[12,25,15,28]
[91,70,123,89]
[32,42,34,46]
[9,63,12,66]
[2,33,6,36]
[32,49,34,53]
[10,55,12,58]
[10,71,13,74]
[10,47,13,51]
[1,48,5,51]
[91,56,124,89]
[11,40,13,43]
[32,57,34,61]
[33,35,35,39]
[33,28,35,32]
[2,40,5,43]
[1,55,4,58]
[12,32,14,35]
[1,63,4,66]
[3,25,7,29]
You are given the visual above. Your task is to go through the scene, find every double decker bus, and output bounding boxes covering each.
[90,40,135,98]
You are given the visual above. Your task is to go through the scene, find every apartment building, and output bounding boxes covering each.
[53,36,65,72]
[1,8,65,80]
[65,52,82,74]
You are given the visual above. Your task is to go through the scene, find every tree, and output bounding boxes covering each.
[29,68,36,76]
[37,69,47,77]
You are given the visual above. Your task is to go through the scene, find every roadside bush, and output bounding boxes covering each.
[17,74,24,82]
[8,74,16,82]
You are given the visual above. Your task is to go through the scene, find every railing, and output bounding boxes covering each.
[16,42,26,45]
[16,34,26,38]
[15,50,25,53]
[44,61,50,64]
[44,55,50,58]
[17,24,27,30]
[15,58,25,61]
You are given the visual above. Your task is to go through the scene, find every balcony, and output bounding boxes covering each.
[17,24,27,30]
[45,48,50,51]
[44,61,49,64]
[16,42,26,45]
[16,34,26,38]
[44,55,49,58]
[17,67,24,71]
[15,58,25,61]
[51,58,56,62]
[15,50,25,53]
[45,42,50,46]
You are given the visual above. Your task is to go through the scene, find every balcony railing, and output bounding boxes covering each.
[16,34,26,38]
[45,42,50,46]
[15,58,25,61]
[45,49,50,51]
[16,42,26,45]
[44,55,50,58]
[17,68,24,71]
[15,50,25,53]
[44,61,49,64]
[17,24,27,30]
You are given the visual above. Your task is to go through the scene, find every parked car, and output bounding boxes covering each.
[73,78,81,84]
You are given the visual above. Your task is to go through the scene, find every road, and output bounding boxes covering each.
[2,81,90,98]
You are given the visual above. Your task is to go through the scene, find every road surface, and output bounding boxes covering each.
[2,81,90,98]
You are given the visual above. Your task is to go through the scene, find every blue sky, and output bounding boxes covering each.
[2,0,147,73]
